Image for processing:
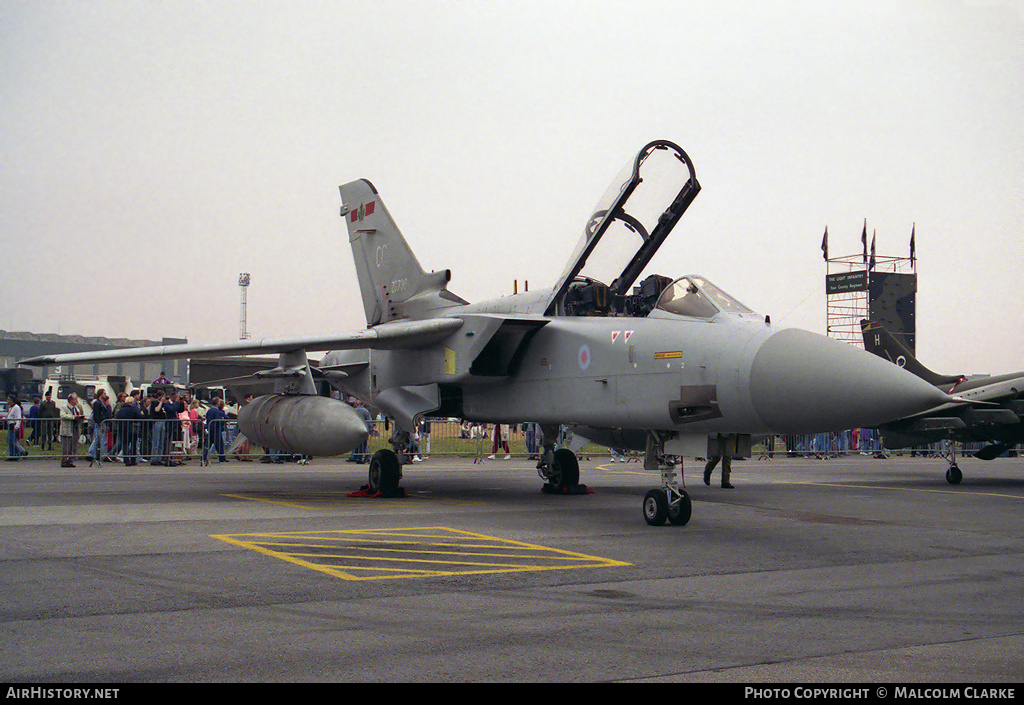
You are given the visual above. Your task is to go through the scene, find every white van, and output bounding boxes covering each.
[41,375,133,415]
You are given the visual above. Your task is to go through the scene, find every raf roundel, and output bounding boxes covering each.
[578,344,591,370]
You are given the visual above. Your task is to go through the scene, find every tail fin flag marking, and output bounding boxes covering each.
[340,179,466,326]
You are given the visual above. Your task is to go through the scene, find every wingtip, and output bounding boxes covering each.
[16,357,52,367]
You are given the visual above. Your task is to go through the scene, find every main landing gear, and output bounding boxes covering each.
[940,439,963,485]
[535,424,584,493]
[641,431,691,526]
[364,428,411,497]
[367,448,403,495]
[538,447,581,491]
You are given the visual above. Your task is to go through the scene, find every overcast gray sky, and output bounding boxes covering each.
[2,0,1022,374]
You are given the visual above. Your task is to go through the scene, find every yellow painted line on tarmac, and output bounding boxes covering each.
[222,493,324,509]
[222,492,487,509]
[593,462,651,476]
[210,526,630,581]
[586,463,1023,502]
[780,480,1024,502]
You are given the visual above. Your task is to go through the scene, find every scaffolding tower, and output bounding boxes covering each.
[824,224,917,351]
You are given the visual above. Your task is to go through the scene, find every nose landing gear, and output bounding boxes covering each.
[642,431,691,526]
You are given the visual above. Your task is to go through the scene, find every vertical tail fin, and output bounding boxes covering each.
[340,179,465,325]
[860,320,965,390]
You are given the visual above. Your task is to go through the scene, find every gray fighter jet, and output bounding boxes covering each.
[20,140,955,525]
[861,320,1023,483]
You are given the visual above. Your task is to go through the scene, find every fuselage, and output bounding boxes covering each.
[457,312,772,431]
[325,282,951,440]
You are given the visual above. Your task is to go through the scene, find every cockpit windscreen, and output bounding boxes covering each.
[656,276,754,318]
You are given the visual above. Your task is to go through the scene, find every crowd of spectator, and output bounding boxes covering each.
[3,376,234,467]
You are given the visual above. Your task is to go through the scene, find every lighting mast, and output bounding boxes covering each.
[238,273,251,340]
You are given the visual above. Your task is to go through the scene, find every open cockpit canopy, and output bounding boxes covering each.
[547,140,701,316]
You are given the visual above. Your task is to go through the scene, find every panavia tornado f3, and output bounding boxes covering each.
[20,140,956,525]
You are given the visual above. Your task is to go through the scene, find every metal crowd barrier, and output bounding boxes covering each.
[357,420,613,460]
[2,417,242,466]
[2,417,582,464]
[759,432,1013,459]
[3,418,1016,464]
[762,432,891,458]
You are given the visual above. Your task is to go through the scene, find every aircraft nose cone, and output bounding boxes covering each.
[749,328,948,433]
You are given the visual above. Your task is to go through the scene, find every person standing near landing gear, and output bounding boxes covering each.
[39,390,59,451]
[60,393,85,468]
[488,423,510,460]
[87,389,112,467]
[703,433,735,489]
[6,395,27,460]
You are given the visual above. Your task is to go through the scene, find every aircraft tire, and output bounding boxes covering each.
[667,490,692,526]
[643,489,668,526]
[550,448,580,489]
[945,465,963,485]
[368,449,401,494]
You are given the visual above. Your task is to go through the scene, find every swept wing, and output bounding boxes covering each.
[17,318,464,367]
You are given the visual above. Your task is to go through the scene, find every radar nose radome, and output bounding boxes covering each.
[749,328,949,434]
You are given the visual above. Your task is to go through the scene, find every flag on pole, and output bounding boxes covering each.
[910,223,916,269]
[869,231,876,271]
[821,226,828,261]
[861,219,868,264]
